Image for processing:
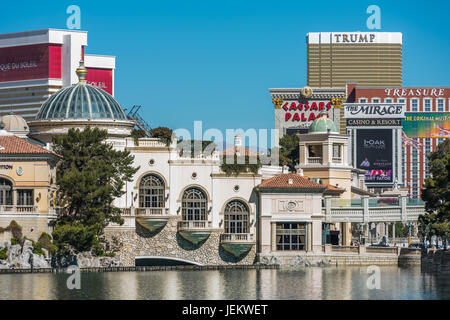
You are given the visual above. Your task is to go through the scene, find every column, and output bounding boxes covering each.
[307,222,312,252]
[271,222,276,252]
[393,223,396,241]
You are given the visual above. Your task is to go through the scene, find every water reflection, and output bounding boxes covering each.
[0,266,449,300]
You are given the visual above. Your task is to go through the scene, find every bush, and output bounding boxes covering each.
[37,232,57,255]
[52,223,102,254]
[11,238,19,245]
[0,221,23,245]
[32,242,45,256]
[150,127,173,146]
[0,247,7,260]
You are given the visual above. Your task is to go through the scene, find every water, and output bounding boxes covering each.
[0,266,449,300]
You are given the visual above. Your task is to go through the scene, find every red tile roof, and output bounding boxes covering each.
[258,173,326,190]
[0,135,58,156]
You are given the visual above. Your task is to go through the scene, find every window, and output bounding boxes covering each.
[0,178,12,205]
[411,99,419,112]
[385,98,393,103]
[358,98,367,103]
[17,190,33,206]
[224,200,249,234]
[139,174,165,208]
[398,98,406,104]
[332,144,342,159]
[276,223,306,251]
[308,145,323,158]
[372,98,380,103]
[424,98,432,112]
[182,187,207,221]
[438,138,445,145]
[437,99,445,112]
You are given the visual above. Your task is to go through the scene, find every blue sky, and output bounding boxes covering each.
[1,0,449,147]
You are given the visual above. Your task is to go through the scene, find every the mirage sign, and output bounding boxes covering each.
[344,103,405,119]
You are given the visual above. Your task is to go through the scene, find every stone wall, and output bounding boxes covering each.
[104,216,256,267]
[421,249,450,273]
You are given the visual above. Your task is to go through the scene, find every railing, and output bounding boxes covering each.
[307,157,322,164]
[135,208,169,216]
[128,138,167,148]
[366,247,399,255]
[332,157,342,163]
[178,220,212,230]
[0,205,38,214]
[121,208,132,216]
[220,233,254,242]
[331,245,359,254]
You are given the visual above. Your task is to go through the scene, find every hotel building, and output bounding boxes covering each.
[346,84,450,197]
[0,29,115,121]
[307,32,403,87]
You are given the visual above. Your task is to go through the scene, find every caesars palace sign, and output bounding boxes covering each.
[281,101,333,122]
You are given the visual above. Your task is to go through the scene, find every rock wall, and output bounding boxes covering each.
[104,216,256,266]
[421,249,450,273]
[0,240,50,269]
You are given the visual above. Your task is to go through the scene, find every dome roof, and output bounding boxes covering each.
[0,114,29,134]
[308,114,339,133]
[35,61,127,121]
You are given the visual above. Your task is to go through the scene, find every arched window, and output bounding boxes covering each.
[0,178,13,206]
[224,200,249,234]
[182,187,207,221]
[139,174,165,208]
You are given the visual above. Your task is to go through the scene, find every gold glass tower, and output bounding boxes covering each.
[307,32,402,87]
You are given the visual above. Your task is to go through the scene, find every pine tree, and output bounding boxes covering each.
[51,127,139,253]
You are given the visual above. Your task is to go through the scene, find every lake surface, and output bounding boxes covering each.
[0,266,449,300]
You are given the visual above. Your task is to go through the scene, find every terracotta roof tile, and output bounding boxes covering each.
[0,135,58,156]
[258,173,326,189]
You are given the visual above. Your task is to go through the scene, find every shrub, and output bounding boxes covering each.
[11,238,19,245]
[52,223,102,254]
[0,247,7,260]
[0,221,23,245]
[32,242,45,256]
[37,232,57,255]
[150,127,173,146]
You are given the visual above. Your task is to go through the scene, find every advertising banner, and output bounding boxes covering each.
[0,44,61,82]
[356,129,393,183]
[86,67,113,95]
[402,113,450,138]
[344,103,405,119]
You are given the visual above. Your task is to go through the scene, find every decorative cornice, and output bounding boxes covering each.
[269,87,346,100]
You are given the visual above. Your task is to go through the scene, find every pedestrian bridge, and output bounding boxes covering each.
[322,196,425,223]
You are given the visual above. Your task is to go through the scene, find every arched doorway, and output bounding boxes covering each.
[0,178,13,205]
[181,187,207,221]
[139,174,165,208]
[223,200,249,234]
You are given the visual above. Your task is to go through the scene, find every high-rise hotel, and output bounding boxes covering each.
[0,29,116,121]
[306,32,403,87]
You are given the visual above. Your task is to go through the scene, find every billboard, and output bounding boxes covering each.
[356,129,393,183]
[403,113,450,138]
[344,103,405,119]
[0,44,61,82]
[86,67,113,95]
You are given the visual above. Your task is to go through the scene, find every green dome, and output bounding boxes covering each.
[308,114,339,133]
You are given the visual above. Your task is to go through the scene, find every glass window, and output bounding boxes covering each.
[332,144,341,158]
[139,174,165,208]
[224,200,249,234]
[358,98,367,103]
[182,187,207,221]
[385,98,393,103]
[424,98,432,112]
[276,223,306,251]
[372,98,380,103]
[17,190,33,206]
[398,98,406,104]
[437,99,444,112]
[308,145,323,158]
[0,178,12,205]
[411,99,419,112]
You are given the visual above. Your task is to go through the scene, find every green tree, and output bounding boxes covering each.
[51,127,139,254]
[421,138,450,248]
[150,127,173,146]
[130,128,147,145]
[273,134,299,172]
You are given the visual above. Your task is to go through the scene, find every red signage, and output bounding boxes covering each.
[86,67,113,95]
[282,101,332,122]
[0,44,61,82]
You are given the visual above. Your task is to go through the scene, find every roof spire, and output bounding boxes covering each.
[76,60,88,83]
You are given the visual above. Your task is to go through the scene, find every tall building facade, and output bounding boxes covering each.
[307,32,403,87]
[346,84,450,197]
[0,29,115,121]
